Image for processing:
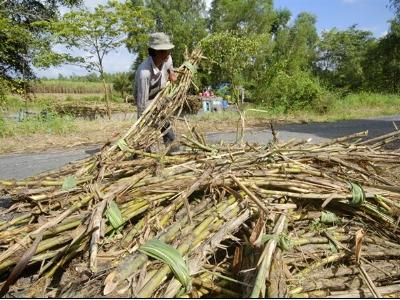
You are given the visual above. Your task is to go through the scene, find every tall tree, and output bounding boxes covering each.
[43,0,153,116]
[209,0,275,35]
[363,20,400,93]
[273,12,318,73]
[253,13,321,109]
[316,25,374,90]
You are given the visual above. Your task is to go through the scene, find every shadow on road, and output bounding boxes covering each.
[277,118,400,140]
[85,147,101,155]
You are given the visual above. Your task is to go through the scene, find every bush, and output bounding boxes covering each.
[255,71,325,113]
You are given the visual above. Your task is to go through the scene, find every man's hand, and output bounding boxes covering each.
[168,69,178,83]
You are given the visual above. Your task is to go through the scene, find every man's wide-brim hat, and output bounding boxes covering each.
[148,32,175,50]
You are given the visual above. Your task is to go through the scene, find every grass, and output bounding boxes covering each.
[0,113,76,138]
[0,95,53,112]
[327,92,400,121]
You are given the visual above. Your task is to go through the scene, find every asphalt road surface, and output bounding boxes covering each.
[0,115,399,180]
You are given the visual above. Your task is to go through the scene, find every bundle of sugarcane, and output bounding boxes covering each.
[1,128,400,297]
[0,48,203,193]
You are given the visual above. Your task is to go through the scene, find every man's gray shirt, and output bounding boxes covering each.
[134,55,173,117]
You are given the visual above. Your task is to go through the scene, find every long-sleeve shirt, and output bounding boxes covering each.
[134,55,173,118]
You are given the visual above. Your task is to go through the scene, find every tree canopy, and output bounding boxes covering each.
[0,0,81,97]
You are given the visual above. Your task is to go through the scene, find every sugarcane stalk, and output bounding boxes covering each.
[103,198,233,295]
[0,193,93,265]
[327,284,400,298]
[230,175,269,215]
[295,252,348,278]
[163,209,251,297]
[250,213,286,298]
[136,201,241,297]
[191,278,241,297]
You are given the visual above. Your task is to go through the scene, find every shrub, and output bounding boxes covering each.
[255,71,325,113]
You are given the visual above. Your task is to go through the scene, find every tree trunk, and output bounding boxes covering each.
[101,77,111,120]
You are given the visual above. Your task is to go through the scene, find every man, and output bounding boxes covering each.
[134,32,178,148]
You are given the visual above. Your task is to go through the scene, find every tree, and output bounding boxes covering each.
[390,0,400,18]
[273,12,318,73]
[315,25,375,91]
[0,0,81,100]
[250,12,321,109]
[43,0,153,117]
[209,0,275,35]
[363,20,400,93]
[200,32,262,102]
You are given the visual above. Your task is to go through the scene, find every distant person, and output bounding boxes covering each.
[134,32,177,149]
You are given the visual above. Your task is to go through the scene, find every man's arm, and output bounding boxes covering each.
[135,71,149,116]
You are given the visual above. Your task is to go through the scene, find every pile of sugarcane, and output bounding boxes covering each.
[1,49,400,298]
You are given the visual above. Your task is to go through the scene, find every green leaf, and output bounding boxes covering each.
[139,239,191,291]
[62,176,77,190]
[117,138,128,151]
[183,61,196,74]
[320,211,339,224]
[105,200,124,229]
[349,182,366,207]
[328,241,338,253]
[278,234,293,251]
[261,234,278,244]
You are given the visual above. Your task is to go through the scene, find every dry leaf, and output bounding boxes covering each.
[249,213,265,247]
[232,246,243,276]
[355,229,365,264]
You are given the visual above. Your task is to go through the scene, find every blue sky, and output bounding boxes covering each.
[275,0,393,37]
[36,0,395,78]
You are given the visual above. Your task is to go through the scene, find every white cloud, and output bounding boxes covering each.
[379,30,388,37]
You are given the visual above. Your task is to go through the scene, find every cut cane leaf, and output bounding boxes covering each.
[350,182,366,207]
[183,61,196,74]
[62,176,77,190]
[139,239,191,291]
[117,139,129,151]
[105,201,124,229]
[329,241,338,253]
[278,234,293,251]
[261,234,278,244]
[320,211,339,224]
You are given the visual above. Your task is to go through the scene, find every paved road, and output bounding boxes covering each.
[0,115,399,180]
